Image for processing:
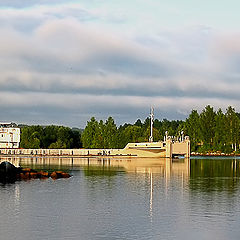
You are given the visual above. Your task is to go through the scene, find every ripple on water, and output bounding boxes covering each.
[0,157,240,240]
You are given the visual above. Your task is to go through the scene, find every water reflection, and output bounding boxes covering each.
[190,158,240,193]
[2,156,240,198]
[1,156,240,181]
[1,156,240,240]
[149,171,153,221]
[0,156,190,176]
[2,156,240,196]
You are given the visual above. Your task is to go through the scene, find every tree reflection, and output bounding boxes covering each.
[190,158,240,193]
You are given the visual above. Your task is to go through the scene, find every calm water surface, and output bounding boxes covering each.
[1,156,240,240]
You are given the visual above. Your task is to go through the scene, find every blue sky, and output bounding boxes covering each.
[0,1,240,127]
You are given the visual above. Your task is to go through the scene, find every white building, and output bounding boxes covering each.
[0,123,20,148]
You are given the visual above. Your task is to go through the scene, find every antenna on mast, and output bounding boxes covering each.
[149,107,154,142]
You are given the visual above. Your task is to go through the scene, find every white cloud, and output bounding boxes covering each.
[1,3,240,126]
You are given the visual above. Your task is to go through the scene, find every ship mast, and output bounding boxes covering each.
[149,107,154,142]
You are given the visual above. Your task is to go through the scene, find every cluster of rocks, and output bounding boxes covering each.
[0,161,71,183]
[20,168,71,180]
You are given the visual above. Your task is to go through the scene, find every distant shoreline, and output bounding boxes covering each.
[191,153,240,157]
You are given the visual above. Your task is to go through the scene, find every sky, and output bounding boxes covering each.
[1,0,240,127]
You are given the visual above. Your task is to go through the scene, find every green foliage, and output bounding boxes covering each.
[81,115,183,149]
[200,105,216,146]
[123,125,144,144]
[213,109,227,151]
[185,105,240,153]
[81,117,101,148]
[81,117,118,149]
[19,105,240,154]
[20,126,43,149]
[103,117,118,148]
[20,125,82,149]
[226,106,240,151]
[143,127,161,142]
[185,110,201,151]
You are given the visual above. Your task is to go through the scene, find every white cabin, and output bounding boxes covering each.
[0,122,20,148]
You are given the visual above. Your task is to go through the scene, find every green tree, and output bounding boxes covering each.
[185,110,201,151]
[20,126,42,148]
[123,125,143,144]
[134,119,143,127]
[57,126,73,148]
[42,125,58,148]
[103,117,117,148]
[226,106,240,151]
[143,127,161,142]
[214,108,227,152]
[200,105,216,150]
[81,117,100,148]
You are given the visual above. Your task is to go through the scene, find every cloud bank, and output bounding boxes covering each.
[1,2,240,127]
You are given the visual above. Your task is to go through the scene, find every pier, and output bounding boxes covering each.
[0,136,190,158]
[0,109,190,159]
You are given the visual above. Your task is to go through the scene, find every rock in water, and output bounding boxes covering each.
[0,161,19,183]
[0,161,71,183]
[50,171,71,179]
[0,161,18,175]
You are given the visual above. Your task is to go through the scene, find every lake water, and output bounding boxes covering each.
[1,156,240,240]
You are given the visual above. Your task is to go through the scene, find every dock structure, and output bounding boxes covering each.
[0,136,190,158]
[0,109,190,158]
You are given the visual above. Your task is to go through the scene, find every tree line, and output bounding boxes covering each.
[81,116,183,149]
[81,105,240,153]
[185,105,240,153]
[20,105,240,153]
[20,125,82,149]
